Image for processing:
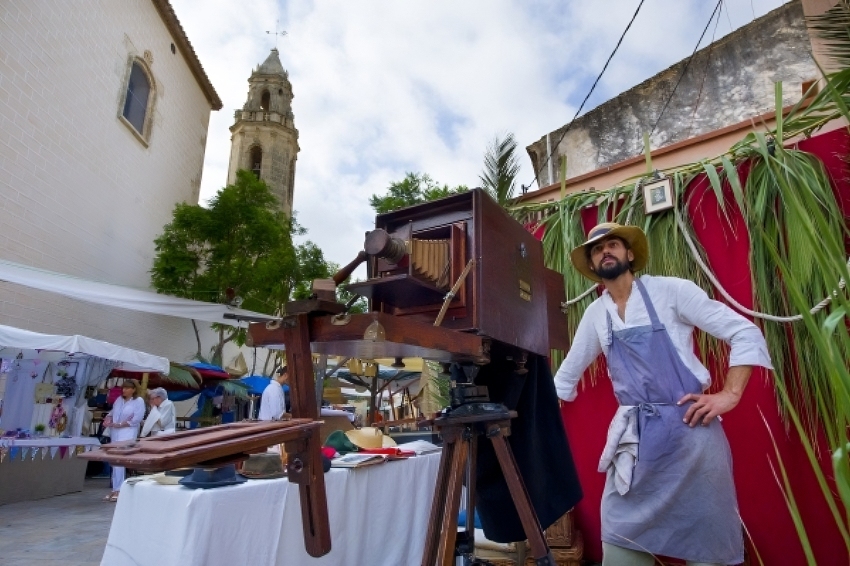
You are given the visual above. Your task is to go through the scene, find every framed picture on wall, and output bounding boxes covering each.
[643,177,674,214]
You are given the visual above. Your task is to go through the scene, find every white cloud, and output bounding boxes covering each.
[171,0,789,270]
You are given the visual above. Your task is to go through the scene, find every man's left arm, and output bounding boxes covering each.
[672,279,773,426]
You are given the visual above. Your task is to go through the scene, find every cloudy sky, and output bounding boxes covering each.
[171,0,789,270]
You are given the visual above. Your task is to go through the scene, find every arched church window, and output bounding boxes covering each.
[261,90,270,112]
[119,58,155,144]
[251,146,263,179]
[123,63,150,132]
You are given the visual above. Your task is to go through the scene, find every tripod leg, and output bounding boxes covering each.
[421,426,468,566]
[489,430,555,566]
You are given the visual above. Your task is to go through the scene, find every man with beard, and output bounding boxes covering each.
[553,222,772,566]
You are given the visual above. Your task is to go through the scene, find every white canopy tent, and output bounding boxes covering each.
[0,324,170,374]
[0,259,278,327]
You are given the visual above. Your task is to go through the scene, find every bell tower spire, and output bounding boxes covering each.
[226,48,299,216]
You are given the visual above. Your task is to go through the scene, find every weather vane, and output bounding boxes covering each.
[266,19,287,49]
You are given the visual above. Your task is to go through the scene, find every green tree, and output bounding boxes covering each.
[479,132,521,207]
[369,172,468,214]
[151,170,333,365]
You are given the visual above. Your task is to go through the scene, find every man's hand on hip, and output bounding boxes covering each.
[677,365,753,427]
[677,390,741,427]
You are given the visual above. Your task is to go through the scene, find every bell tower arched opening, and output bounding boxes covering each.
[250,146,263,179]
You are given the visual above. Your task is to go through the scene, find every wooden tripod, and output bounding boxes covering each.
[421,404,556,566]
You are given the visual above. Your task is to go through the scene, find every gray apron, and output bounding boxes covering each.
[601,279,743,565]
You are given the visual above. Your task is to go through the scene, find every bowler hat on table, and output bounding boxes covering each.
[178,464,247,489]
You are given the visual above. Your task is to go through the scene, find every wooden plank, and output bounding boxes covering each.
[79,420,320,472]
[283,313,319,420]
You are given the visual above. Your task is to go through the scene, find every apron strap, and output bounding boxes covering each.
[635,279,664,330]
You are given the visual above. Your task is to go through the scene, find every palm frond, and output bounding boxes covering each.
[158,362,201,389]
[808,0,850,69]
[216,379,250,400]
[480,133,521,206]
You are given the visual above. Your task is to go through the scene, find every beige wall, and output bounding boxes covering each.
[0,0,217,360]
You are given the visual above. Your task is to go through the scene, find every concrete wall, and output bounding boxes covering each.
[0,0,216,361]
[526,1,818,188]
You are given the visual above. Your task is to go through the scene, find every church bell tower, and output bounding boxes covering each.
[227,48,299,216]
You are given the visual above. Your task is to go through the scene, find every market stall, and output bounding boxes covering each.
[0,324,169,505]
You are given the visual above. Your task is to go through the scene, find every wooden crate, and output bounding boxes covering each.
[524,530,583,566]
[544,509,574,548]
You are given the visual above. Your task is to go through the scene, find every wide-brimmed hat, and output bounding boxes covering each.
[240,453,286,479]
[345,427,397,450]
[570,222,649,282]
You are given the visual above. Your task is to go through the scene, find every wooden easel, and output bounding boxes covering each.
[249,308,554,566]
[421,404,556,566]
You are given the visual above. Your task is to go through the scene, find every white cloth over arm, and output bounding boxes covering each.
[257,381,285,421]
[553,274,773,402]
[141,400,176,437]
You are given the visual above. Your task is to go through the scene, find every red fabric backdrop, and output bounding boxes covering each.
[557,128,850,564]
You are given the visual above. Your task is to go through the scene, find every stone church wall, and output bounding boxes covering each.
[0,0,217,361]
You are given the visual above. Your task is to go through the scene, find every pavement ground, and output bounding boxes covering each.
[0,478,113,566]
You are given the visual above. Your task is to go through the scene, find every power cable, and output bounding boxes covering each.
[684,0,722,139]
[648,0,723,137]
[528,0,646,190]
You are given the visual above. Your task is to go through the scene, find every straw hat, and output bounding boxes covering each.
[345,427,397,449]
[569,222,649,282]
[240,453,286,479]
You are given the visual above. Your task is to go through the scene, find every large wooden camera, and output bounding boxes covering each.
[348,189,568,357]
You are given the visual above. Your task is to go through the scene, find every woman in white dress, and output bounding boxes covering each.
[102,379,145,501]
[141,388,176,437]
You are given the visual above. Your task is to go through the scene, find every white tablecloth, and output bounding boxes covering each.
[102,452,442,566]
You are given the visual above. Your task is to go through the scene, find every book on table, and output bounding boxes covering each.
[330,453,388,468]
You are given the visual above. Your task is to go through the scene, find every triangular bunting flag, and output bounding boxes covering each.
[59,446,68,459]
[10,447,20,461]
[75,446,85,456]
[41,447,48,460]
[21,447,30,461]
[50,446,59,460]
[31,447,40,460]
[0,448,7,464]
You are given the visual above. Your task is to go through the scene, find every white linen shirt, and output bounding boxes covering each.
[554,274,773,402]
[258,380,286,421]
[107,396,146,442]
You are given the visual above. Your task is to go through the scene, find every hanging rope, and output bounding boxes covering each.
[674,207,849,322]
